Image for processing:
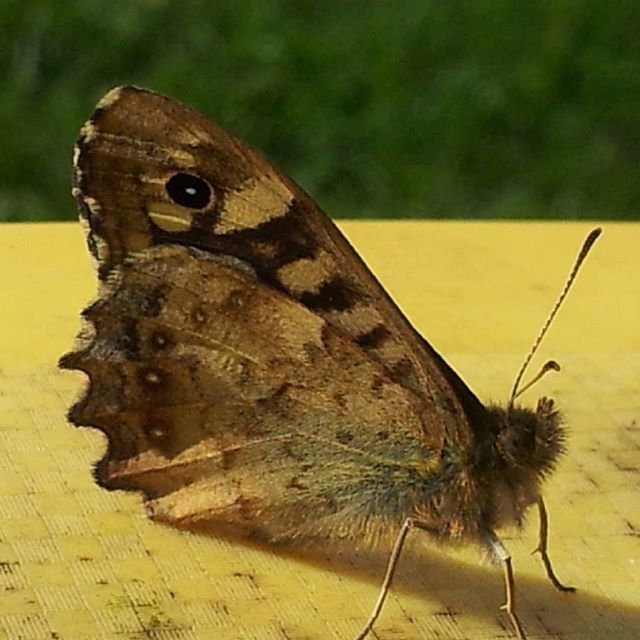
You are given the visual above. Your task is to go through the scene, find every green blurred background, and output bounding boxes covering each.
[2,1,639,221]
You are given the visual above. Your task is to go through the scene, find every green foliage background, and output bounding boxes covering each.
[2,1,639,221]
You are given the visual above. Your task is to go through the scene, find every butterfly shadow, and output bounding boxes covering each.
[187,524,640,639]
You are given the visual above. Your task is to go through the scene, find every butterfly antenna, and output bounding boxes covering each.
[507,228,602,414]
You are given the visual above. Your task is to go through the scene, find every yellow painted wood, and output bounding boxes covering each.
[0,221,638,640]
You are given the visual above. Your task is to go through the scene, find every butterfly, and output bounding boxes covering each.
[60,86,598,639]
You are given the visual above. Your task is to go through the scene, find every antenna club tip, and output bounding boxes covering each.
[543,360,561,373]
[577,227,602,263]
[586,227,602,244]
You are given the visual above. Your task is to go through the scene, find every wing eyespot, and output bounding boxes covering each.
[165,172,212,209]
[138,367,167,390]
[150,329,172,350]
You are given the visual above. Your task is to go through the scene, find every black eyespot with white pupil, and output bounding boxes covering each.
[165,173,211,209]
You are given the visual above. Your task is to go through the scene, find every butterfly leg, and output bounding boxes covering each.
[354,517,434,640]
[483,530,527,640]
[532,496,576,592]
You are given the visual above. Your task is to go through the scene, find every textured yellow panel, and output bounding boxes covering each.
[0,221,638,640]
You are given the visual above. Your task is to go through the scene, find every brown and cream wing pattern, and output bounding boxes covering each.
[72,85,481,455]
[61,244,436,542]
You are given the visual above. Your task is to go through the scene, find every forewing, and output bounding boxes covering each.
[61,245,436,543]
[73,85,483,453]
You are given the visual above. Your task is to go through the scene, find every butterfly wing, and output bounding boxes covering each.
[72,85,485,456]
[62,244,438,542]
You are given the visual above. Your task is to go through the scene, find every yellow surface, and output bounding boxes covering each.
[0,220,638,640]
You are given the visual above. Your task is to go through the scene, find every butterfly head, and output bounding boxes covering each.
[494,397,566,477]
[488,228,600,482]
[473,398,566,531]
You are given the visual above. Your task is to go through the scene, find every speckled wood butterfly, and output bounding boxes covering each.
[60,86,600,639]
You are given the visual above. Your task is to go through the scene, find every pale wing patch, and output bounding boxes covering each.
[373,339,412,368]
[76,195,112,265]
[330,303,386,337]
[155,148,197,167]
[72,144,82,170]
[276,250,337,296]
[147,201,196,232]
[96,85,125,110]
[79,121,98,143]
[214,173,292,234]
[171,126,216,147]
